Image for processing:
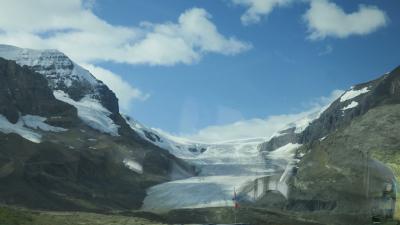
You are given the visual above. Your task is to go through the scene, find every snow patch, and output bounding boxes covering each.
[340,87,369,102]
[341,101,359,111]
[22,115,67,132]
[0,114,66,143]
[123,159,143,174]
[53,90,119,136]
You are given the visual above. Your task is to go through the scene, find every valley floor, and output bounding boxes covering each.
[0,206,327,225]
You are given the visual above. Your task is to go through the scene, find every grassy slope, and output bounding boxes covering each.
[0,207,162,225]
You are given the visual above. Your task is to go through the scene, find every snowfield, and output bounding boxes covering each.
[54,90,120,136]
[21,115,67,132]
[0,114,67,143]
[0,44,99,88]
[340,87,369,102]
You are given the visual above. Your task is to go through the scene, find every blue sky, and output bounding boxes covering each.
[94,0,400,133]
[0,0,399,141]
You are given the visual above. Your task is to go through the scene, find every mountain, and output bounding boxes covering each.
[0,45,196,211]
[258,66,400,224]
[1,44,398,225]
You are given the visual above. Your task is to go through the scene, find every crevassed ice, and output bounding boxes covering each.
[54,90,120,136]
[0,114,67,143]
[142,138,280,212]
[340,87,369,102]
[142,141,302,212]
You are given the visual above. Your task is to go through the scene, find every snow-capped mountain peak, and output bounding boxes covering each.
[0,44,99,89]
[0,44,120,136]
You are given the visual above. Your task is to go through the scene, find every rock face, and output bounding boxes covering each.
[258,66,400,224]
[299,67,400,144]
[0,58,76,124]
[0,47,195,211]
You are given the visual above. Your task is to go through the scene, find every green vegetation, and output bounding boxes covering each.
[0,207,33,225]
[0,207,161,225]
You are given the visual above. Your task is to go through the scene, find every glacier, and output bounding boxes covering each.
[142,138,301,212]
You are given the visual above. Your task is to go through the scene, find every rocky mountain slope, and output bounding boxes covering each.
[258,66,400,224]
[0,45,196,211]
[123,115,208,158]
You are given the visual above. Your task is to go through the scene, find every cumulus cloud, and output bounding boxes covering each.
[176,89,343,143]
[81,64,149,112]
[230,0,293,25]
[0,0,250,110]
[303,0,388,40]
[0,1,250,65]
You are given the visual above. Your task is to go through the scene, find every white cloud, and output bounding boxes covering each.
[0,1,250,65]
[129,8,251,65]
[231,0,293,25]
[81,64,149,112]
[177,89,343,143]
[0,0,250,112]
[303,0,388,40]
